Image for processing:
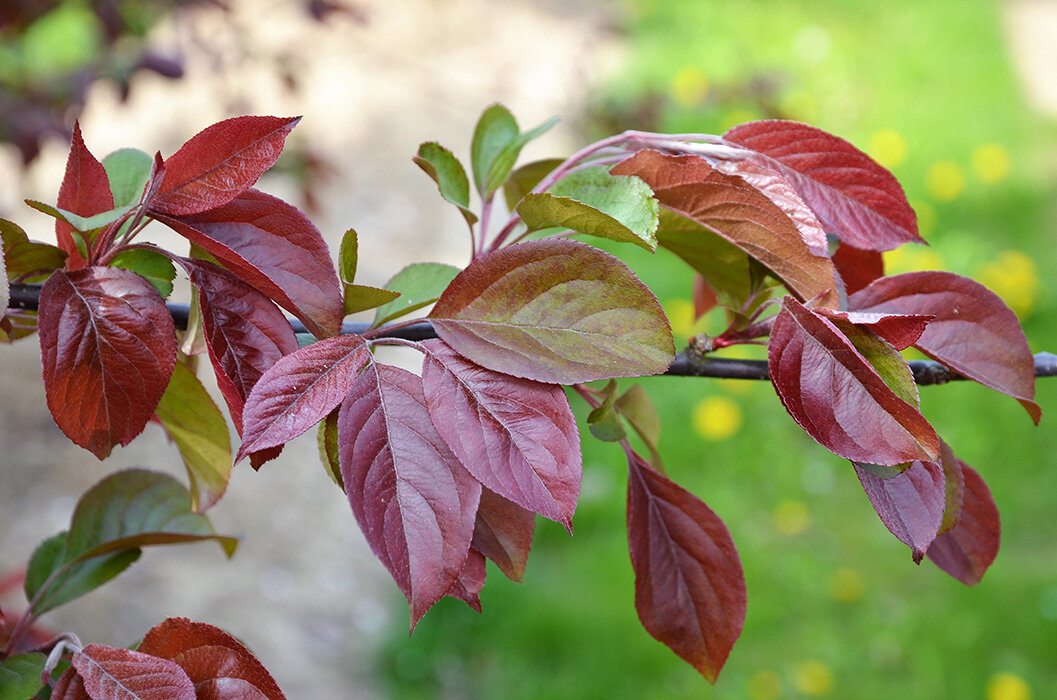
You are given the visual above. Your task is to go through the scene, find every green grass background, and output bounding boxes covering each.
[380,1,1057,698]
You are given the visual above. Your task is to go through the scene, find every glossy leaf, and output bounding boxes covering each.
[38,267,177,459]
[0,653,47,699]
[849,271,1040,422]
[56,122,113,269]
[372,262,460,327]
[832,243,884,295]
[102,148,153,208]
[338,228,358,284]
[471,104,557,197]
[503,158,564,210]
[820,308,932,352]
[24,532,141,615]
[1,218,66,282]
[613,150,837,305]
[157,188,343,338]
[139,617,286,699]
[154,362,232,512]
[855,459,945,562]
[927,463,1000,585]
[724,120,921,251]
[768,296,939,465]
[108,248,177,297]
[421,338,582,530]
[339,363,481,629]
[235,334,371,462]
[447,548,487,612]
[344,283,401,316]
[472,487,535,582]
[828,318,919,407]
[73,644,196,700]
[517,166,659,251]
[627,453,746,683]
[430,238,675,384]
[150,115,299,216]
[414,141,477,227]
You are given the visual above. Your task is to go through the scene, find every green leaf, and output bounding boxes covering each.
[470,104,558,198]
[372,262,461,327]
[414,142,477,227]
[1,218,66,283]
[317,408,343,490]
[503,158,564,211]
[517,166,659,251]
[24,469,237,616]
[656,209,753,308]
[102,148,153,208]
[339,228,358,284]
[486,117,559,198]
[344,283,401,316]
[25,199,134,234]
[615,384,663,468]
[0,653,48,698]
[831,318,919,408]
[587,380,627,442]
[108,248,177,297]
[154,362,232,512]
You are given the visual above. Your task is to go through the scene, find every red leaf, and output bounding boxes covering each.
[157,189,342,338]
[849,271,1040,422]
[51,667,91,699]
[472,487,536,582]
[612,150,838,305]
[927,462,1000,585]
[150,116,299,216]
[768,296,939,465]
[855,460,945,563]
[38,267,176,459]
[724,120,921,251]
[832,243,884,295]
[235,334,370,462]
[421,339,582,531]
[72,644,195,699]
[139,617,286,700]
[692,275,719,319]
[817,308,932,351]
[56,123,114,270]
[447,548,487,612]
[627,453,746,683]
[181,258,298,433]
[339,363,482,629]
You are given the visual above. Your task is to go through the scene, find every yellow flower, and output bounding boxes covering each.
[794,660,834,695]
[747,670,782,700]
[972,144,1011,184]
[692,396,742,441]
[986,672,1032,700]
[671,66,709,107]
[975,250,1038,317]
[772,500,809,536]
[868,129,907,169]
[829,567,865,602]
[926,161,965,201]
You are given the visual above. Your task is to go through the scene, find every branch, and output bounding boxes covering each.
[8,283,1057,383]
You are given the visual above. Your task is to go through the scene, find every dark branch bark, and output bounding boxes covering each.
[8,282,1057,383]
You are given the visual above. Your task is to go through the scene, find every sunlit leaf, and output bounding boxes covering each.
[25,199,134,235]
[73,644,196,700]
[108,248,177,297]
[102,148,153,208]
[1,218,66,282]
[344,283,401,316]
[654,209,753,309]
[430,238,675,383]
[414,142,477,227]
[472,487,535,582]
[471,104,557,197]
[927,462,1000,585]
[56,122,113,269]
[825,317,919,407]
[372,262,460,327]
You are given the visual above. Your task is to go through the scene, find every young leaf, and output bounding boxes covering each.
[338,228,358,284]
[471,104,558,197]
[855,459,945,562]
[56,123,114,269]
[430,238,675,384]
[724,120,921,251]
[73,644,196,700]
[656,209,753,309]
[372,262,460,327]
[317,408,343,489]
[832,243,884,295]
[421,338,582,531]
[138,617,286,699]
[149,115,300,216]
[154,362,232,512]
[102,147,153,208]
[38,266,177,459]
[25,199,134,236]
[24,532,141,615]
[627,453,746,683]
[0,653,47,699]
[1,218,67,282]
[587,380,628,443]
[613,150,838,305]
[414,142,477,227]
[503,158,564,210]
[108,248,177,297]
[517,166,659,251]
[926,462,1000,585]
[472,487,535,582]
[339,363,482,629]
[157,188,343,338]
[344,284,401,316]
[849,271,1040,422]
[615,384,664,468]
[447,548,487,612]
[768,296,940,465]
[235,334,371,462]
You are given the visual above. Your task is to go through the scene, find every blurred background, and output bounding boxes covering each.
[1,1,1056,698]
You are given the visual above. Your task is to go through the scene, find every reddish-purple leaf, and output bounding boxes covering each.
[56,123,114,270]
[430,238,675,384]
[768,296,939,465]
[692,274,719,319]
[139,617,286,700]
[627,453,746,683]
[724,120,921,251]
[72,644,195,700]
[235,334,370,462]
[421,338,581,531]
[832,243,884,295]
[472,487,535,582]
[339,363,482,629]
[38,267,176,459]
[180,258,298,433]
[817,308,932,351]
[150,116,299,216]
[855,460,945,563]
[158,189,342,338]
[612,150,838,305]
[927,462,1000,585]
[447,548,487,612]
[51,667,91,699]
[849,271,1040,422]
